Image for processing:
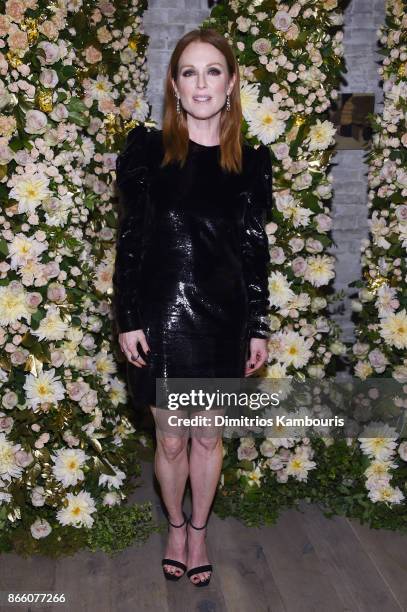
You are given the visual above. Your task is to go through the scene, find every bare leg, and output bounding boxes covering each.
[187,409,225,584]
[151,406,189,577]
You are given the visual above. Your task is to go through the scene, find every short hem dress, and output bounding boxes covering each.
[113,125,273,409]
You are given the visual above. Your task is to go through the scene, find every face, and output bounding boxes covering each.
[172,41,236,120]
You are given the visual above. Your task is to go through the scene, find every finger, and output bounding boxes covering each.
[138,334,150,356]
[125,350,145,367]
[130,339,147,365]
[123,340,147,366]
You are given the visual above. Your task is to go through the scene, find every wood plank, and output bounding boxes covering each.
[300,501,402,611]
[348,517,407,610]
[209,512,286,612]
[143,461,229,612]
[111,460,171,612]
[0,553,58,612]
[257,505,345,612]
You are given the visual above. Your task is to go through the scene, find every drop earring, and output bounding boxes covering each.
[226,93,230,112]
[176,94,181,114]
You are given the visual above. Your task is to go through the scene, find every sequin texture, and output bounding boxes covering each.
[113,124,273,408]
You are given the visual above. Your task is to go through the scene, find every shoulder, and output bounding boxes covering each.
[122,123,160,150]
[116,124,160,184]
[243,142,272,174]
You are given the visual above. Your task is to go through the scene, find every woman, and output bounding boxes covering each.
[113,28,272,587]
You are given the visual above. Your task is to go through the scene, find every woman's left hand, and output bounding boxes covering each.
[245,338,269,376]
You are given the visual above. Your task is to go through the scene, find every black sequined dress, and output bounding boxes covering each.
[113,124,272,408]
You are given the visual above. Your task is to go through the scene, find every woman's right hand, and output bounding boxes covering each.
[118,329,150,367]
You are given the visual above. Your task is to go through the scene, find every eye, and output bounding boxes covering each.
[181,68,221,77]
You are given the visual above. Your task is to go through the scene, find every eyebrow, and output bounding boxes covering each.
[179,62,223,69]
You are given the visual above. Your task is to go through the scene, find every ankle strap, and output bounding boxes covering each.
[188,516,208,530]
[168,511,187,528]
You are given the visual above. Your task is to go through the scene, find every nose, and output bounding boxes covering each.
[197,71,208,89]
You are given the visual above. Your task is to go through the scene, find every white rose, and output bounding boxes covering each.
[315,213,332,232]
[37,42,61,65]
[103,492,121,506]
[39,69,58,88]
[15,449,33,467]
[25,110,48,134]
[49,103,68,122]
[2,391,18,409]
[398,441,407,462]
[30,518,52,539]
[272,10,292,32]
[31,486,46,507]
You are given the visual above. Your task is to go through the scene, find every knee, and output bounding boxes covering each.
[191,434,222,454]
[157,435,188,462]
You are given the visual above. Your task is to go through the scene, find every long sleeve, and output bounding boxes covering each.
[112,125,149,333]
[241,144,272,339]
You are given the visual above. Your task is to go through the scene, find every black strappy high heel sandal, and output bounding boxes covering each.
[186,517,213,587]
[161,511,188,581]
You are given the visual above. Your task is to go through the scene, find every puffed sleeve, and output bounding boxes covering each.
[241,144,272,339]
[112,124,149,333]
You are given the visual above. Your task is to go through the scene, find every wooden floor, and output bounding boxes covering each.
[1,460,407,612]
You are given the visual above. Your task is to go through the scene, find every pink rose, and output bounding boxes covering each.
[2,391,18,409]
[84,45,102,64]
[315,213,332,233]
[26,292,42,308]
[67,381,89,402]
[10,349,28,365]
[0,415,13,432]
[50,349,65,368]
[292,257,307,276]
[15,449,33,467]
[47,283,66,302]
[272,10,292,32]
[396,205,407,222]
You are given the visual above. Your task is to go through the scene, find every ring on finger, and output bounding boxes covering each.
[131,352,139,361]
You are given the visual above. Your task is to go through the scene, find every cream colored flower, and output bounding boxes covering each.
[0,432,23,481]
[246,465,263,487]
[9,233,47,269]
[247,97,286,144]
[52,448,88,487]
[285,453,316,481]
[109,377,127,407]
[364,458,397,480]
[32,305,68,341]
[9,172,50,214]
[0,283,31,325]
[367,483,404,504]
[358,423,398,461]
[268,271,295,309]
[304,255,335,287]
[56,490,96,528]
[278,330,312,369]
[99,466,126,490]
[354,360,373,380]
[240,81,260,121]
[307,120,336,151]
[380,310,407,349]
[95,351,117,376]
[23,368,65,409]
[93,262,113,293]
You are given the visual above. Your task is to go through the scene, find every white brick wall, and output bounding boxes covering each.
[142,0,386,342]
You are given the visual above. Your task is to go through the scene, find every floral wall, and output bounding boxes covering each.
[0,0,154,555]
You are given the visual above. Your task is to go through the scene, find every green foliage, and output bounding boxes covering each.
[86,502,162,555]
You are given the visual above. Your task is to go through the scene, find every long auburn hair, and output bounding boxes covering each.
[161,28,243,174]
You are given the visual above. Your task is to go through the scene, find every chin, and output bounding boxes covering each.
[186,105,222,119]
